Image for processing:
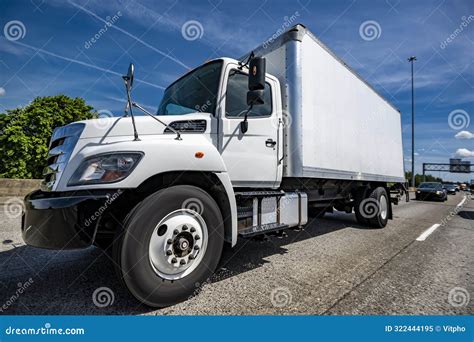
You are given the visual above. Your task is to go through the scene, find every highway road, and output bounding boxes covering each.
[0,192,472,315]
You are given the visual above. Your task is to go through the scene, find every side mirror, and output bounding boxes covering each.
[242,90,264,134]
[240,120,248,134]
[248,57,266,91]
[241,57,266,135]
[247,89,264,106]
[123,63,134,91]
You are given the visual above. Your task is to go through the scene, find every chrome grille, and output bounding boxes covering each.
[41,123,85,191]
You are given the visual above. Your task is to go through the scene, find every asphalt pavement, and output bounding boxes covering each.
[0,192,472,315]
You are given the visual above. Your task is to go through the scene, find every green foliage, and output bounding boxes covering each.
[0,95,97,179]
[405,172,443,187]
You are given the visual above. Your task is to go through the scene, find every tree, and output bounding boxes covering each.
[0,95,97,179]
[405,171,443,187]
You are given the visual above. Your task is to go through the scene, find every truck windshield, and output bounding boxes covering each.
[157,60,223,116]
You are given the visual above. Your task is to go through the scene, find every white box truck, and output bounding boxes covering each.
[22,24,407,307]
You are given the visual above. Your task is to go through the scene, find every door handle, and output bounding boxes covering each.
[265,139,277,147]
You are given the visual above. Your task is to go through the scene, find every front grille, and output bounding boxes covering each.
[41,123,85,191]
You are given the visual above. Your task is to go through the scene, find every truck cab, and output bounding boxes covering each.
[155,58,284,188]
[22,56,292,307]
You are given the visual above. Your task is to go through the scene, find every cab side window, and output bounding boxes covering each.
[225,71,272,117]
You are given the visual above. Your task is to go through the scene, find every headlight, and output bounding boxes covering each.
[436,191,441,195]
[416,190,421,193]
[68,152,143,186]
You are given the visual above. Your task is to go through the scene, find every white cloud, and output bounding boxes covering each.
[455,148,474,158]
[455,131,474,139]
[0,37,27,56]
[0,87,5,97]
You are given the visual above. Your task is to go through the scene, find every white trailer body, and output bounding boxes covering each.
[250,25,405,183]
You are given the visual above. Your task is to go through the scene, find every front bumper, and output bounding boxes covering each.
[22,190,110,249]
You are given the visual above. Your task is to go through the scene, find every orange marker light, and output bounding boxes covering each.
[195,152,205,159]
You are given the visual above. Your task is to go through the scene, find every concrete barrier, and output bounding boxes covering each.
[0,178,41,197]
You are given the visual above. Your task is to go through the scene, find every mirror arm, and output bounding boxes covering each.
[238,51,255,70]
[123,76,140,141]
[132,102,182,140]
[123,101,130,117]
[240,104,253,134]
[243,103,253,123]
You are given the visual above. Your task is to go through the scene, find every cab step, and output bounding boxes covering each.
[239,223,289,238]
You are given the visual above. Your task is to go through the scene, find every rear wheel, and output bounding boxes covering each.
[113,185,224,307]
[355,187,389,228]
[354,187,369,225]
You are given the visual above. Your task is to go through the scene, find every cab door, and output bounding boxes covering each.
[218,63,282,188]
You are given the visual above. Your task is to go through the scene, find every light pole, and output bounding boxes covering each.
[408,56,417,188]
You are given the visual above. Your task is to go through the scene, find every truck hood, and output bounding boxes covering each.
[76,113,214,139]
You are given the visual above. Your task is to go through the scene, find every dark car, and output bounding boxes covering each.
[443,183,457,195]
[415,182,447,201]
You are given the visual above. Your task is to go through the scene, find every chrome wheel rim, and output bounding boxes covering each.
[379,195,388,220]
[149,209,208,280]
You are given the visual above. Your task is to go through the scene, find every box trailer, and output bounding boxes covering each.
[22,24,407,307]
[253,25,405,183]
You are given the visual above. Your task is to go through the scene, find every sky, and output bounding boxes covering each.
[0,0,473,182]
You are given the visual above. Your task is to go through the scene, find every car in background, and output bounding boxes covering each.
[443,183,457,195]
[460,183,467,191]
[416,182,447,201]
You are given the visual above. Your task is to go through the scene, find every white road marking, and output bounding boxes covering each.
[456,196,467,208]
[416,224,441,242]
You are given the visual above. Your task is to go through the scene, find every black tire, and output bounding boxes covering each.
[354,187,369,225]
[113,185,224,307]
[365,187,389,228]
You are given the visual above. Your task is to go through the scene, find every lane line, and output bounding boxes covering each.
[456,196,467,208]
[416,224,441,241]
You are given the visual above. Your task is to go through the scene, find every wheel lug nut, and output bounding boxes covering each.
[195,235,200,241]
[173,229,179,235]
[188,255,195,260]
[166,250,173,256]
[194,245,200,250]
[182,225,188,231]
[190,227,196,233]
[171,258,177,264]
[180,259,186,265]
[167,239,172,244]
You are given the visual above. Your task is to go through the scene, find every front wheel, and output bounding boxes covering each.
[113,185,224,307]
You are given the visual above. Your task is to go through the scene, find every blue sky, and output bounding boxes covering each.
[0,0,473,181]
